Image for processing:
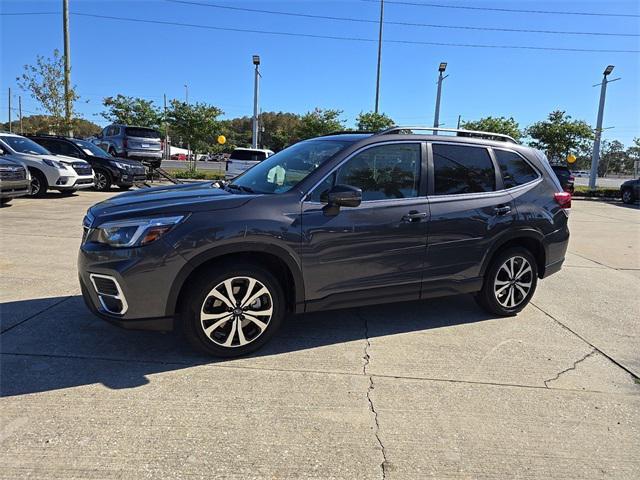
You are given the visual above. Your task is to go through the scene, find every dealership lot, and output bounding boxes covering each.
[1,191,638,479]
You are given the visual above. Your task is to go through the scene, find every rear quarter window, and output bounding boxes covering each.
[494,149,539,189]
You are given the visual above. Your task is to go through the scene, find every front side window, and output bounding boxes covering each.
[231,139,351,194]
[310,143,421,202]
[432,144,495,195]
[495,149,539,189]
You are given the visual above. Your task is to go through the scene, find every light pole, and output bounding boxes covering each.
[433,62,448,134]
[374,0,384,114]
[589,65,620,190]
[184,84,191,166]
[63,0,72,136]
[252,55,261,149]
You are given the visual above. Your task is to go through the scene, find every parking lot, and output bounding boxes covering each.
[1,191,638,479]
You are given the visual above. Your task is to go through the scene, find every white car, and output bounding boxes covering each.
[225,147,274,179]
[0,133,94,197]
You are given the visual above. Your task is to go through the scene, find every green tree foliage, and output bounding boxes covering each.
[166,100,223,156]
[356,111,394,131]
[0,115,100,138]
[461,116,522,141]
[296,108,345,140]
[101,95,162,128]
[598,140,628,176]
[526,111,593,161]
[259,112,302,151]
[16,49,79,135]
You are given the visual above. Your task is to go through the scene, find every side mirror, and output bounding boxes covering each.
[325,184,362,208]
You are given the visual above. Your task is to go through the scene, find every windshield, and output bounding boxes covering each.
[230,140,351,194]
[125,127,160,139]
[73,139,112,158]
[0,135,51,155]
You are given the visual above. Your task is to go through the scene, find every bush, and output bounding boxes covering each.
[166,169,224,180]
[573,186,620,198]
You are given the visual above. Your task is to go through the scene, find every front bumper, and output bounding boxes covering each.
[0,179,30,198]
[56,175,94,190]
[116,173,146,185]
[78,238,188,331]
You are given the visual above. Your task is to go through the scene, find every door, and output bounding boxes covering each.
[423,142,516,295]
[300,142,429,311]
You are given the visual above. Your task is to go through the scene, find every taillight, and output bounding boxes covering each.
[554,192,572,209]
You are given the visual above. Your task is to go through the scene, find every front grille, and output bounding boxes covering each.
[72,162,93,175]
[0,167,27,181]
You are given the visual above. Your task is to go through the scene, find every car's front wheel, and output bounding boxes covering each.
[94,169,112,191]
[29,169,48,197]
[181,263,285,357]
[621,188,635,204]
[475,247,538,316]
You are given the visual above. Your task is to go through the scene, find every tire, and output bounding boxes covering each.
[94,169,112,191]
[475,247,538,316]
[181,263,286,357]
[621,188,635,205]
[29,169,48,197]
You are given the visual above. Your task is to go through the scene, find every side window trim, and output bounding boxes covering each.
[490,147,542,191]
[304,140,427,204]
[427,141,495,197]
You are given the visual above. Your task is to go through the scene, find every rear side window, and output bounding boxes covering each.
[495,150,539,189]
[432,144,495,195]
[125,127,160,139]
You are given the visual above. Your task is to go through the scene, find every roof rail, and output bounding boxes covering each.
[378,126,519,144]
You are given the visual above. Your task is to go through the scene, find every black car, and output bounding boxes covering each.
[29,135,146,191]
[79,127,570,357]
[620,177,639,204]
[551,165,575,194]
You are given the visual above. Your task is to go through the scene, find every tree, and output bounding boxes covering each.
[356,111,394,131]
[598,140,628,176]
[101,95,161,128]
[0,115,100,138]
[526,111,593,162]
[167,100,223,159]
[626,137,640,175]
[461,116,522,141]
[16,49,79,135]
[296,108,345,140]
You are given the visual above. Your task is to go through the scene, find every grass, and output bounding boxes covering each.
[164,169,224,180]
[573,186,621,198]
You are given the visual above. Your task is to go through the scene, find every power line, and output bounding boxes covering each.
[358,0,640,18]
[70,13,639,53]
[0,12,59,16]
[165,0,639,37]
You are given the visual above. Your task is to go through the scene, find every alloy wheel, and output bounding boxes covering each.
[493,256,533,309]
[30,177,40,196]
[200,276,273,348]
[622,190,632,204]
[95,172,108,190]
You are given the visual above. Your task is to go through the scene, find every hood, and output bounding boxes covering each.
[55,155,90,166]
[88,181,254,222]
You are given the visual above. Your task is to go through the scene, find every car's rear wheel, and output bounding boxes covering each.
[29,169,47,197]
[181,263,285,357]
[621,188,635,204]
[475,247,538,316]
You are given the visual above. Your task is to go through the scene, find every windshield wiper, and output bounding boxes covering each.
[226,183,255,194]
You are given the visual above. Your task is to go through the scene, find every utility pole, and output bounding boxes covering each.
[184,84,191,167]
[433,62,448,133]
[18,96,23,134]
[456,115,461,129]
[163,93,169,160]
[252,55,261,149]
[589,65,620,190]
[63,0,72,136]
[8,88,11,133]
[374,0,384,114]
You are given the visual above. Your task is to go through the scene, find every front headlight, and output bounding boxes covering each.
[87,215,186,247]
[112,161,131,171]
[43,159,67,169]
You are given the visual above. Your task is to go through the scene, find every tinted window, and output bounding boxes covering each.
[495,149,539,188]
[316,143,420,202]
[230,150,267,161]
[433,144,495,195]
[551,166,571,183]
[125,127,160,139]
[42,139,80,158]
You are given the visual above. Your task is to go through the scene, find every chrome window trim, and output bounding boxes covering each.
[302,140,424,205]
[89,273,129,315]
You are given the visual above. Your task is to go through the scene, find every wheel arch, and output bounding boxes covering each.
[167,243,305,318]
[480,229,547,279]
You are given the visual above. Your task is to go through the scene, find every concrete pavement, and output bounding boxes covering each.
[1,191,638,479]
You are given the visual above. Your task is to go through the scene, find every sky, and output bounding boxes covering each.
[1,0,639,145]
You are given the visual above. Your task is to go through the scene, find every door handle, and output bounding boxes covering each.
[494,205,512,216]
[402,210,428,222]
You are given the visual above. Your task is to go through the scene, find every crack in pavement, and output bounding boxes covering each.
[359,310,388,480]
[544,349,598,388]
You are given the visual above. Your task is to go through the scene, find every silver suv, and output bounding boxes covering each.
[93,125,162,169]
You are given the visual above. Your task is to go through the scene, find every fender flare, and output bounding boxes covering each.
[478,228,546,277]
[165,241,305,316]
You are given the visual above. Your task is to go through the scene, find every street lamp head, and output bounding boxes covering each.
[253,55,261,66]
[438,62,447,72]
[603,65,614,76]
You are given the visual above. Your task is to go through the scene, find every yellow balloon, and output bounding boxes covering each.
[567,153,577,164]
[217,135,226,145]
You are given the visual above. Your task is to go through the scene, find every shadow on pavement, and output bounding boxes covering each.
[1,293,493,397]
